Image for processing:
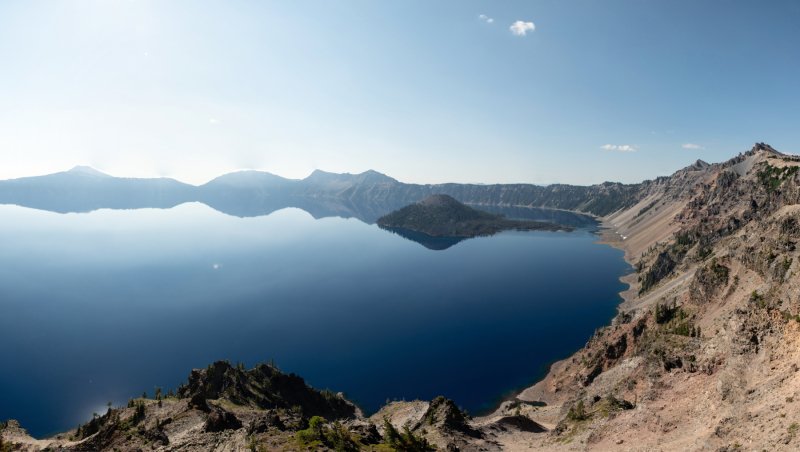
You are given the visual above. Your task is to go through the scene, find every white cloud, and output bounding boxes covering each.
[682,143,704,150]
[510,20,535,36]
[208,118,220,125]
[479,14,494,24]
[601,144,638,153]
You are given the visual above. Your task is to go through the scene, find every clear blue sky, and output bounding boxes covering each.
[1,0,799,185]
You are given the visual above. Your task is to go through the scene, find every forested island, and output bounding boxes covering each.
[376,194,569,238]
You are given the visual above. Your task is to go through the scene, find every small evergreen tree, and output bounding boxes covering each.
[567,399,589,421]
[381,418,435,451]
[132,401,146,424]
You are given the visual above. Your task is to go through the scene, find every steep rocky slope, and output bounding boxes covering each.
[508,143,800,450]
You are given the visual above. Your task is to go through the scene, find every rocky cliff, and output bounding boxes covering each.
[508,143,800,450]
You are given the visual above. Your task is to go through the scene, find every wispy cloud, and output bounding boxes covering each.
[682,143,704,150]
[510,20,535,36]
[479,14,494,24]
[601,144,638,153]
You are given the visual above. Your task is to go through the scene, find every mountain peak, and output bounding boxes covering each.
[304,169,397,184]
[418,194,462,207]
[67,166,111,178]
[751,142,783,156]
[682,159,710,172]
[204,170,290,187]
[357,169,397,183]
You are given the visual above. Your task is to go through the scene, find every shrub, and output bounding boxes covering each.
[326,422,359,452]
[132,401,146,424]
[567,399,589,422]
[381,419,435,452]
[296,416,359,451]
[655,301,679,324]
[757,164,798,193]
[296,415,326,444]
[749,291,767,309]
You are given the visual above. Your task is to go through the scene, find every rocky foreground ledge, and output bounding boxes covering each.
[0,360,551,451]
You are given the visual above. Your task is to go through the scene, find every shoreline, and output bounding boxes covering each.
[380,214,629,421]
[507,214,638,408]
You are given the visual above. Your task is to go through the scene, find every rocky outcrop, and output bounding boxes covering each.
[178,361,357,420]
[203,406,242,432]
[415,396,480,437]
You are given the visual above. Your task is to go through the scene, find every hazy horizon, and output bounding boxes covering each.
[0,150,745,187]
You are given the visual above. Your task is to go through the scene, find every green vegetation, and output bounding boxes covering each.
[780,310,800,324]
[639,251,676,294]
[595,395,635,418]
[566,400,589,422]
[750,291,767,309]
[132,401,146,424]
[76,412,105,439]
[639,231,702,294]
[636,199,659,218]
[790,422,799,441]
[757,163,798,193]
[0,421,10,452]
[781,257,793,281]
[697,246,713,261]
[381,419,435,452]
[675,233,693,246]
[709,258,729,282]
[377,194,565,238]
[654,301,679,324]
[247,435,267,452]
[654,301,699,337]
[691,257,730,301]
[296,416,360,452]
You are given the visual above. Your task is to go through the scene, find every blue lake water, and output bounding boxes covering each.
[0,203,629,437]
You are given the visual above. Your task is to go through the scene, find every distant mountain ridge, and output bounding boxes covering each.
[0,165,645,221]
[0,166,195,213]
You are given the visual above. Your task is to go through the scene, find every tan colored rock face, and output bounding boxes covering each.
[496,145,800,450]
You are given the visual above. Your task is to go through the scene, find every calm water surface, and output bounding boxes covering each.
[0,203,629,436]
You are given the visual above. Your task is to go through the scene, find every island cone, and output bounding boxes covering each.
[377,194,566,239]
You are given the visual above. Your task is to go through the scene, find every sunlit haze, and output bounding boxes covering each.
[1,0,799,185]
